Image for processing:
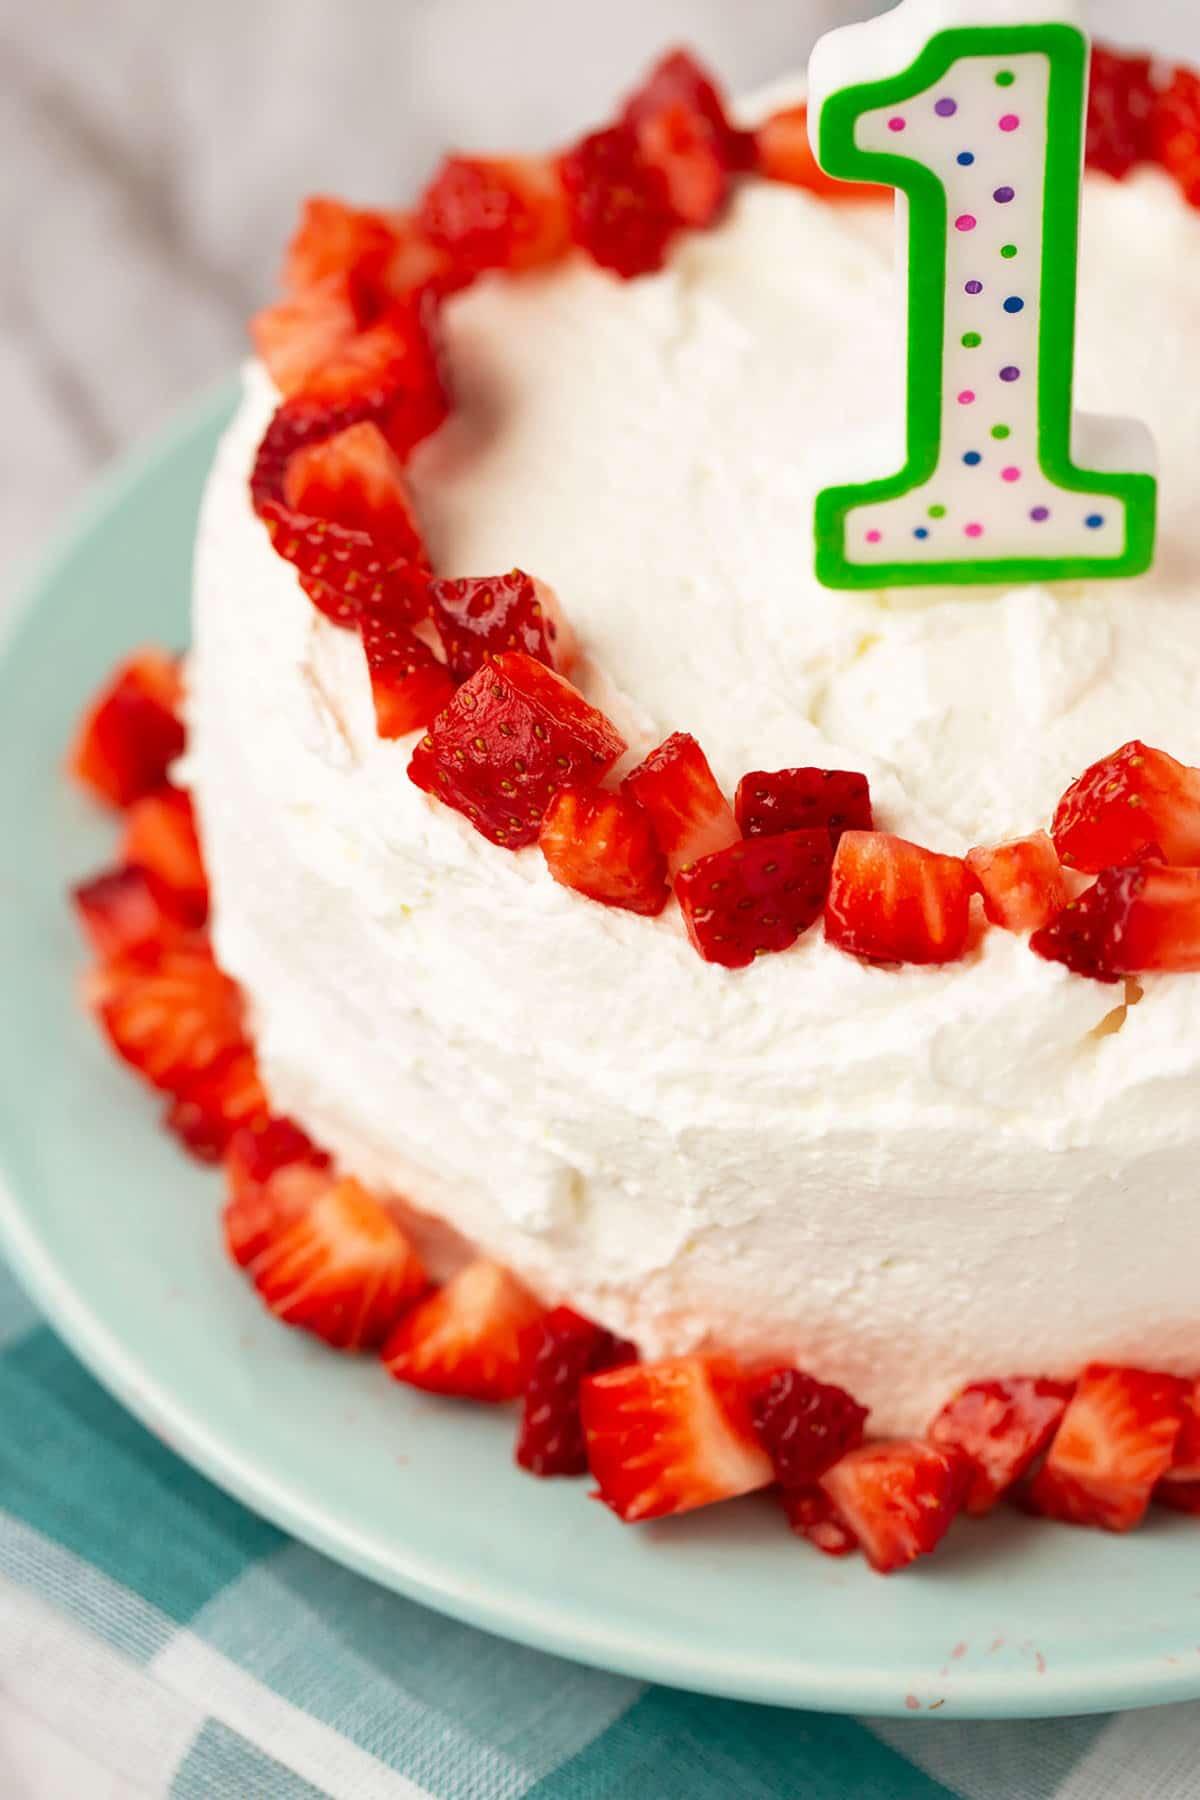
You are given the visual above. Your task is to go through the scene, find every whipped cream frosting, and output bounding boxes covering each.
[189,97,1200,1433]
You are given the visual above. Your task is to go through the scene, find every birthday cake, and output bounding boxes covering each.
[69,27,1200,1570]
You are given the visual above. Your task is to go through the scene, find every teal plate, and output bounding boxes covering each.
[1,382,1198,1721]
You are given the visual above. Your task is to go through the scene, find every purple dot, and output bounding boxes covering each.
[1000,365,1021,382]
[866,529,882,544]
[965,522,984,538]
[955,214,978,232]
[958,389,976,405]
[935,97,958,117]
[888,117,906,133]
[994,185,1015,203]
[965,279,983,295]
[1031,506,1050,522]
[999,113,1020,132]
[1001,466,1021,482]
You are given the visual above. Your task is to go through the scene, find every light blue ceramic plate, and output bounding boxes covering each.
[1,383,1198,1721]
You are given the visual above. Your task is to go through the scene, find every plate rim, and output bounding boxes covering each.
[2,380,1199,1721]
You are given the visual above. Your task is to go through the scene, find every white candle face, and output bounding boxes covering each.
[808,7,1157,590]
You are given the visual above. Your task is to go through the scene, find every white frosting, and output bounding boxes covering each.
[189,112,1200,1433]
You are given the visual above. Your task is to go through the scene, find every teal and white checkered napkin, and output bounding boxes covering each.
[2,1254,1197,1800]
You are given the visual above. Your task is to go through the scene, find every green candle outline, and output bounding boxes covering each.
[813,21,1158,590]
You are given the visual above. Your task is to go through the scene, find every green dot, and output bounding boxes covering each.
[928,504,947,519]
[962,331,982,348]
[991,424,1011,440]
[1001,243,1018,259]
[996,70,1016,87]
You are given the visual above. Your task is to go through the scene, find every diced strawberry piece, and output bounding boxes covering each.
[283,420,425,562]
[749,1367,868,1489]
[119,786,208,924]
[282,196,401,300]
[538,787,670,916]
[754,104,881,200]
[250,396,385,516]
[1087,46,1158,181]
[251,281,360,399]
[225,1114,330,1207]
[676,830,833,969]
[164,1047,269,1163]
[382,1259,546,1402]
[620,49,751,227]
[825,830,975,966]
[260,509,431,629]
[1027,1364,1187,1532]
[359,608,456,740]
[408,652,626,849]
[226,1167,427,1351]
[1157,1479,1200,1514]
[1032,861,1200,982]
[820,1440,967,1574]
[623,732,739,877]
[295,300,450,460]
[559,125,678,279]
[581,1354,773,1522]
[1154,65,1200,209]
[85,936,248,1096]
[928,1377,1074,1515]
[375,209,467,306]
[428,571,576,681]
[782,1486,859,1557]
[735,766,873,846]
[1157,1378,1200,1510]
[515,1305,637,1477]
[966,832,1068,934]
[72,865,191,959]
[69,650,185,810]
[418,155,569,275]
[1051,740,1200,872]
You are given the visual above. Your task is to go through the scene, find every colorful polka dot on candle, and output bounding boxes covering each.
[994,186,1015,204]
[965,522,985,537]
[1001,466,1021,482]
[1000,366,1021,382]
[958,390,976,405]
[962,331,982,348]
[888,117,907,132]
[935,97,957,117]
[955,214,977,232]
[1003,296,1024,313]
[991,424,1011,440]
[866,529,882,543]
[957,151,975,166]
[914,526,930,539]
[999,113,1020,132]
[965,279,983,295]
[1031,507,1050,522]
[1085,514,1105,529]
[1001,244,1018,259]
[929,504,947,519]
[964,450,982,465]
[995,70,1016,87]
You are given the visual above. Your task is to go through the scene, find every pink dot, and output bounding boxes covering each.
[888,117,906,132]
[955,214,978,232]
[965,522,984,538]
[866,529,882,544]
[958,389,976,405]
[1001,466,1021,482]
[999,114,1020,132]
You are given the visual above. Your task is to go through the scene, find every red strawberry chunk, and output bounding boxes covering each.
[69,650,185,811]
[1032,861,1200,982]
[1051,740,1200,872]
[429,571,576,681]
[749,1367,868,1489]
[1157,1480,1200,1514]
[1027,1364,1187,1533]
[359,608,456,740]
[419,155,568,275]
[282,196,401,301]
[735,766,873,846]
[620,49,751,228]
[754,104,881,201]
[623,732,739,877]
[261,509,431,629]
[119,786,208,924]
[1157,1378,1200,1510]
[251,281,360,400]
[782,1486,859,1557]
[516,1306,637,1478]
[1154,66,1200,209]
[928,1377,1074,1515]
[283,420,425,563]
[559,125,678,279]
[1087,46,1158,181]
[85,936,248,1096]
[581,1354,773,1522]
[820,1440,967,1574]
[966,832,1067,934]
[294,300,450,461]
[251,396,385,516]
[825,830,975,966]
[539,787,670,916]
[72,865,191,960]
[408,652,626,849]
[382,1259,546,1402]
[226,1115,330,1206]
[677,830,833,969]
[164,1047,268,1164]
[226,1168,428,1351]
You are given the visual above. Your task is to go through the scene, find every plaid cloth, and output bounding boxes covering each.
[2,1255,1198,1799]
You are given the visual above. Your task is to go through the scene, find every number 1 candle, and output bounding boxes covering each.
[808,0,1157,590]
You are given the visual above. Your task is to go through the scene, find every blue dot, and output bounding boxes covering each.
[964,451,983,466]
[1085,513,1105,529]
[914,526,930,539]
[957,151,975,166]
[1003,295,1025,313]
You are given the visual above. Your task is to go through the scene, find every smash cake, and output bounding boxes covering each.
[67,21,1200,1571]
